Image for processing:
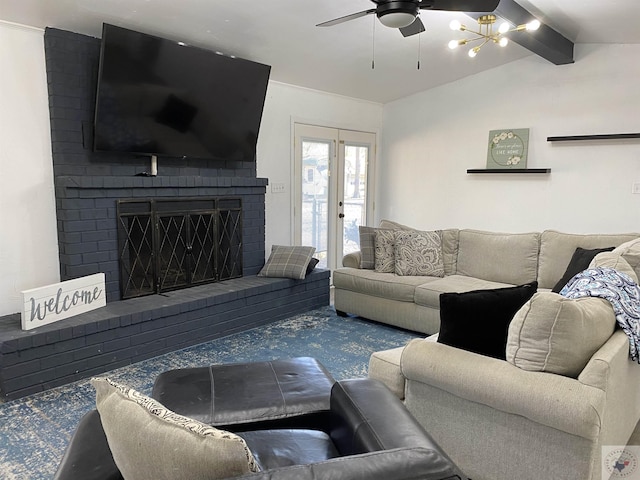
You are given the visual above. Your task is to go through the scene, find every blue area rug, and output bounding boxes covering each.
[0,306,418,479]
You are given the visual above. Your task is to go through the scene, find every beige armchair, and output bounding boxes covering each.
[395,330,640,480]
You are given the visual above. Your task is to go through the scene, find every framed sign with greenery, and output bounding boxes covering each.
[486,128,529,169]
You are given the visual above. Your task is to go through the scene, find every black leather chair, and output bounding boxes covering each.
[55,377,467,480]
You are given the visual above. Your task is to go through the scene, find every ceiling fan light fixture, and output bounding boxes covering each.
[450,14,542,58]
[378,11,416,28]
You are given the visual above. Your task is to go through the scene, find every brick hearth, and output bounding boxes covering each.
[0,271,329,401]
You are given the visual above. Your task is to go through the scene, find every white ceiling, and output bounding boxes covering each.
[1,0,639,103]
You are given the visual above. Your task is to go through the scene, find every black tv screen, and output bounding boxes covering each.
[94,24,271,161]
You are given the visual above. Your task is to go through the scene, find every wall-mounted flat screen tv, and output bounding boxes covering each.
[94,23,271,162]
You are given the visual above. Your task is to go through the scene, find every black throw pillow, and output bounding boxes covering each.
[437,282,538,360]
[306,258,319,275]
[551,247,615,293]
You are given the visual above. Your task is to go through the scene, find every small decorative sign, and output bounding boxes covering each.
[21,273,106,330]
[487,128,529,169]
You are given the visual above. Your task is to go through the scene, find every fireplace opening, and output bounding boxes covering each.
[117,197,242,299]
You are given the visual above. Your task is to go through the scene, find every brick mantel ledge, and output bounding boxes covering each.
[55,175,269,190]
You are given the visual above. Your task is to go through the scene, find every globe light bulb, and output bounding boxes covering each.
[449,20,462,31]
[498,22,510,34]
[448,39,460,50]
[468,48,477,58]
[499,37,509,47]
[526,19,541,31]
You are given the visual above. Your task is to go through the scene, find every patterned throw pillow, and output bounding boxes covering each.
[258,245,316,279]
[375,229,397,273]
[92,377,260,480]
[394,230,444,277]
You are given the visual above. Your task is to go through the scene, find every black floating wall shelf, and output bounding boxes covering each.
[547,133,640,142]
[467,169,551,174]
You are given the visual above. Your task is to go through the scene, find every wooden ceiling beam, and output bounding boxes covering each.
[493,0,574,65]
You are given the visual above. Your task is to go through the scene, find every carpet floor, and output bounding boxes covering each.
[0,306,418,479]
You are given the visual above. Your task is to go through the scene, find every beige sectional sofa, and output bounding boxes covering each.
[334,220,638,334]
[347,222,640,480]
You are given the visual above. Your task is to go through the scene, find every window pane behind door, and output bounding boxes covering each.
[343,144,368,256]
[301,140,329,268]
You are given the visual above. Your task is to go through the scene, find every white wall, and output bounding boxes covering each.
[379,43,640,234]
[0,22,60,316]
[257,82,383,249]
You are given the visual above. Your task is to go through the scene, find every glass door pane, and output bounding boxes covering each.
[342,143,369,258]
[300,139,331,268]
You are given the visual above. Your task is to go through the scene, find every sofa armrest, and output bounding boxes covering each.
[342,251,361,268]
[233,447,465,480]
[401,339,605,440]
[578,330,640,444]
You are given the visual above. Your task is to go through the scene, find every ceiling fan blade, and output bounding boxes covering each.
[400,17,425,37]
[316,9,376,27]
[418,0,500,12]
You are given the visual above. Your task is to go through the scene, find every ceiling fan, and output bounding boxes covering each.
[317,0,501,37]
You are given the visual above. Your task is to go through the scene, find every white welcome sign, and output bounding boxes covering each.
[21,273,106,330]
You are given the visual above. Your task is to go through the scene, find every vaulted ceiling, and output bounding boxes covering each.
[2,0,639,103]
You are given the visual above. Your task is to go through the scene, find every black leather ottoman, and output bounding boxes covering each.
[151,357,336,429]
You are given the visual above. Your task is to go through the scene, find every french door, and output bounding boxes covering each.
[294,123,376,272]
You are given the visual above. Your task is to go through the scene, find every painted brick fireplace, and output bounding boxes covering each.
[45,27,269,301]
[0,28,329,401]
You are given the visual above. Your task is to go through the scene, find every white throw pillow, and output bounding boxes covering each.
[590,251,639,283]
[612,238,640,280]
[92,377,259,480]
[506,292,616,378]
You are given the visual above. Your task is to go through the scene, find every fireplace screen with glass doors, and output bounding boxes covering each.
[117,197,242,299]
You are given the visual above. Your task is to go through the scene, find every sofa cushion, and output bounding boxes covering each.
[437,282,538,360]
[414,275,514,309]
[394,230,444,277]
[537,230,639,289]
[333,268,438,303]
[551,246,615,293]
[506,292,617,377]
[258,245,316,280]
[92,377,259,480]
[378,219,413,230]
[238,429,339,470]
[456,230,539,285]
[613,238,640,280]
[590,251,639,283]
